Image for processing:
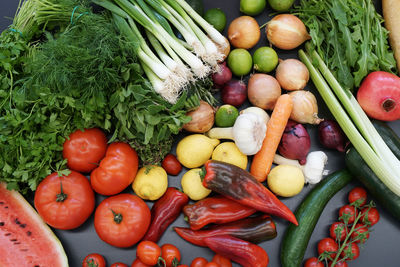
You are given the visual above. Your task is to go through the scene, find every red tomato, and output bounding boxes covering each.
[131,259,150,267]
[162,154,182,175]
[94,194,150,247]
[137,241,161,265]
[178,265,189,267]
[205,263,220,267]
[329,222,347,242]
[304,257,323,267]
[339,205,357,224]
[82,253,106,267]
[340,242,360,261]
[317,238,338,260]
[212,254,232,267]
[348,187,367,206]
[63,128,108,173]
[161,244,181,267]
[110,263,128,267]
[328,261,348,267]
[34,171,95,230]
[190,257,208,267]
[351,223,370,243]
[360,207,380,226]
[91,142,139,195]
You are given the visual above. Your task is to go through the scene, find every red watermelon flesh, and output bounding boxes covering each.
[0,183,68,267]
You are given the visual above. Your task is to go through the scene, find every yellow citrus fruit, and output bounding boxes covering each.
[181,168,211,201]
[212,142,248,169]
[132,165,168,200]
[267,165,304,197]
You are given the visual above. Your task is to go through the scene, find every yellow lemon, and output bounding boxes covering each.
[267,165,304,197]
[181,168,211,201]
[176,134,220,168]
[212,142,248,169]
[132,165,168,200]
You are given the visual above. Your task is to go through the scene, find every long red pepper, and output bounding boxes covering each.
[175,214,276,247]
[183,195,256,230]
[204,235,269,267]
[142,187,189,242]
[202,160,298,225]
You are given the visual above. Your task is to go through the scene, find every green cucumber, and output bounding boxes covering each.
[281,170,352,267]
[372,120,400,158]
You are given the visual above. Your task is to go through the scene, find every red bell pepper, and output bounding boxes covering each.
[183,195,256,230]
[202,160,298,225]
[175,214,276,247]
[204,235,269,267]
[142,187,189,242]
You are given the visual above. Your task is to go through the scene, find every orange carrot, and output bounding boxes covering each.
[250,94,293,182]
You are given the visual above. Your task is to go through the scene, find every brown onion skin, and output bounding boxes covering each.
[183,101,215,133]
[318,120,348,152]
[276,59,309,91]
[278,120,311,165]
[228,16,260,49]
[221,80,247,107]
[248,74,281,110]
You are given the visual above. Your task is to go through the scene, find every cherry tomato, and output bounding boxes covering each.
[63,128,108,173]
[329,222,347,242]
[360,207,380,226]
[348,187,367,206]
[94,194,150,247]
[82,253,106,267]
[340,242,360,261]
[131,259,150,267]
[91,142,139,195]
[328,261,348,267]
[205,263,220,267]
[178,265,189,267]
[317,238,338,260]
[190,257,208,267]
[212,254,232,267]
[161,244,181,267]
[351,223,370,243]
[339,205,357,224]
[34,171,95,230]
[137,241,161,265]
[162,154,182,176]
[110,263,128,267]
[304,257,323,267]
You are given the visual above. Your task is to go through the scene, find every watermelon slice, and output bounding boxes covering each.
[0,183,68,266]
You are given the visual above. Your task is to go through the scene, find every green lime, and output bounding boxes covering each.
[215,105,239,127]
[240,0,267,16]
[204,8,227,32]
[253,46,279,73]
[186,0,204,16]
[227,49,253,77]
[268,0,295,12]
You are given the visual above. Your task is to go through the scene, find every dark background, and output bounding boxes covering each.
[1,0,399,266]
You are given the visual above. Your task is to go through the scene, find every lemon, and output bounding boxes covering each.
[132,165,168,200]
[267,165,304,197]
[176,134,220,168]
[181,168,211,200]
[212,142,248,169]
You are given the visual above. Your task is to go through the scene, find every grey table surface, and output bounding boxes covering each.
[1,0,400,266]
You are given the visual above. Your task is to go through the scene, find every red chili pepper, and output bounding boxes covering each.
[175,214,276,247]
[204,235,269,267]
[142,187,189,242]
[202,160,298,225]
[183,195,256,230]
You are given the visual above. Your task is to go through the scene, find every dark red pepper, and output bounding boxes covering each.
[175,214,277,247]
[204,235,269,267]
[183,195,256,230]
[142,187,189,242]
[202,160,298,225]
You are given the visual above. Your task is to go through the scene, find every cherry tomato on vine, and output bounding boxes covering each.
[360,207,380,226]
[317,238,338,260]
[351,223,370,243]
[137,241,161,265]
[110,263,128,267]
[304,257,323,267]
[63,128,108,173]
[162,154,182,175]
[82,253,106,267]
[161,244,181,267]
[328,261,348,267]
[348,187,367,206]
[211,254,232,267]
[131,259,150,267]
[34,171,95,230]
[340,242,360,261]
[329,222,347,241]
[339,205,357,224]
[190,257,208,267]
[94,194,150,248]
[205,263,220,267]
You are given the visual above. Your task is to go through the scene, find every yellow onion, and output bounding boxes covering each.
[228,16,260,49]
[183,101,215,133]
[247,73,281,110]
[266,14,311,50]
[289,90,323,124]
[276,59,309,91]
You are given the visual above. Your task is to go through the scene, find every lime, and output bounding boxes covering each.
[253,46,278,73]
[227,49,253,77]
[240,0,267,16]
[204,8,227,32]
[268,0,295,12]
[215,105,239,127]
[186,0,204,16]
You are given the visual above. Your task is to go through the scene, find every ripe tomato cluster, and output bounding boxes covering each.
[304,187,380,267]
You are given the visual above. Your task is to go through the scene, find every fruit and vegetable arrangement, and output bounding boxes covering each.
[1,0,400,266]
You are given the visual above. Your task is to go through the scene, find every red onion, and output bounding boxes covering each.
[318,120,348,152]
[278,120,311,165]
[212,62,232,86]
[221,80,247,107]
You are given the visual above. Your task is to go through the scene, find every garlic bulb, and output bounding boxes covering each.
[240,106,270,125]
[289,90,323,124]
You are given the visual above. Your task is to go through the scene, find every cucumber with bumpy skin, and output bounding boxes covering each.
[281,170,352,267]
